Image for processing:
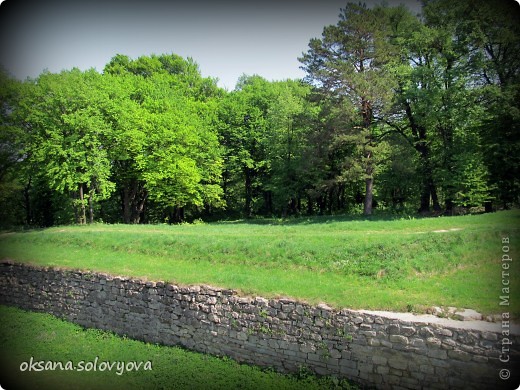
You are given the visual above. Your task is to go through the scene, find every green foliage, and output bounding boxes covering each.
[217,75,279,217]
[299,3,401,215]
[0,69,27,226]
[15,69,115,224]
[1,1,518,224]
[264,80,319,215]
[4,54,225,225]
[125,73,223,210]
[104,55,225,222]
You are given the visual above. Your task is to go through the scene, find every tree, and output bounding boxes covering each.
[104,53,221,100]
[97,72,149,223]
[19,69,114,224]
[103,54,224,223]
[217,75,276,217]
[374,2,498,213]
[300,3,403,215]
[265,80,318,216]
[376,133,420,212]
[0,68,27,226]
[438,0,520,208]
[411,0,517,211]
[136,74,223,217]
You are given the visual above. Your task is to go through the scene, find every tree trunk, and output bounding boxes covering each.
[121,179,147,224]
[417,161,441,214]
[337,184,345,211]
[416,153,442,214]
[78,183,86,224]
[23,178,32,226]
[244,167,253,218]
[88,183,94,224]
[445,199,454,215]
[363,147,374,216]
[361,97,374,216]
[169,206,184,224]
[418,179,431,213]
[327,187,334,214]
[133,190,147,223]
[122,187,131,224]
[222,165,230,207]
[364,177,373,215]
[405,101,441,214]
[430,179,442,212]
[73,191,79,224]
[306,195,314,215]
[317,195,325,215]
[263,190,273,216]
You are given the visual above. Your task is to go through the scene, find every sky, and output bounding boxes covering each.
[0,0,422,90]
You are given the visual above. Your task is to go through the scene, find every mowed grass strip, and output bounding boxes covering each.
[0,210,518,317]
[0,305,358,390]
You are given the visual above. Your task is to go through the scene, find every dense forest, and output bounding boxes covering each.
[0,0,519,226]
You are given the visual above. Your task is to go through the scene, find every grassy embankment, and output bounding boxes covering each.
[0,305,357,390]
[0,210,519,317]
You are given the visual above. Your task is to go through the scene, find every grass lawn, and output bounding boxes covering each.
[0,305,358,389]
[0,210,519,317]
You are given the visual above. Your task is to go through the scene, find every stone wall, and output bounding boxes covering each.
[0,261,518,389]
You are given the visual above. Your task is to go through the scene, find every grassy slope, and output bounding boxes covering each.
[0,210,518,317]
[0,305,357,390]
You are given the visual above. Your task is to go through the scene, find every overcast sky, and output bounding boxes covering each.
[0,0,422,90]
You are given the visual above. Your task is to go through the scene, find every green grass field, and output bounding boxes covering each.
[1,210,519,317]
[0,305,358,390]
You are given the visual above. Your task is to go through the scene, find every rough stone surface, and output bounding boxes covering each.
[453,309,483,322]
[0,261,519,390]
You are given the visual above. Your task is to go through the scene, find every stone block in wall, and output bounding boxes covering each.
[386,324,400,334]
[418,326,435,338]
[409,338,426,348]
[427,349,448,359]
[1,261,519,390]
[371,355,388,366]
[387,358,408,371]
[389,335,409,345]
[425,337,442,348]
[447,349,473,362]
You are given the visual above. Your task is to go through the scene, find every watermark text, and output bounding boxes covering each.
[499,236,512,381]
[19,356,152,376]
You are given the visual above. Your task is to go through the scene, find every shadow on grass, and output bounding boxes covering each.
[214,212,430,226]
